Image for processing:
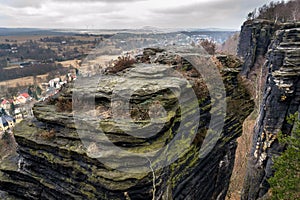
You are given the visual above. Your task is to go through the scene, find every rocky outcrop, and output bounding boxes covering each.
[241,22,300,199]
[238,20,276,77]
[0,47,253,200]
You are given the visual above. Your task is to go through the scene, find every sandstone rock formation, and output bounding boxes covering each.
[0,47,253,200]
[238,20,276,77]
[240,22,300,199]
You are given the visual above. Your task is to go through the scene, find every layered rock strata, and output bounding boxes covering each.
[0,47,253,200]
[241,22,300,199]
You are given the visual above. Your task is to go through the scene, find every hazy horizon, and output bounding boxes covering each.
[0,26,239,31]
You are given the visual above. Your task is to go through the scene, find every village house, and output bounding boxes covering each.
[48,77,68,90]
[0,108,15,131]
[11,46,18,54]
[1,99,11,112]
[49,78,61,88]
[15,93,32,105]
[13,102,30,120]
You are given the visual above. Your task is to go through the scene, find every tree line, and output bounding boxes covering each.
[0,63,67,82]
[247,0,300,23]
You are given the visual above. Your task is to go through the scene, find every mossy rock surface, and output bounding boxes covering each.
[0,47,254,200]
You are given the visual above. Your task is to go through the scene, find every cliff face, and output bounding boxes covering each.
[240,22,300,199]
[0,47,253,200]
[238,20,276,77]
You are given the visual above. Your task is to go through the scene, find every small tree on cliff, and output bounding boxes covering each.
[199,39,216,55]
[247,12,254,20]
[106,56,136,74]
[10,102,15,116]
[247,8,257,20]
[268,113,300,200]
[253,0,300,23]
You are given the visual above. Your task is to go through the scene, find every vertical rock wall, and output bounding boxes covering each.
[237,20,276,77]
[240,22,300,199]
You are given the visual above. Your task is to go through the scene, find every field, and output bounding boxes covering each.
[0,74,48,88]
[0,55,117,91]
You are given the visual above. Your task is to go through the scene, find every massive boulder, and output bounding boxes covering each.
[0,47,253,200]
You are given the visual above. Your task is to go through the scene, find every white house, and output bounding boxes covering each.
[0,108,15,131]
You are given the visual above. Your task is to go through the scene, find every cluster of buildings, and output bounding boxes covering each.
[0,92,33,124]
[0,45,18,54]
[0,72,77,133]
[41,73,76,101]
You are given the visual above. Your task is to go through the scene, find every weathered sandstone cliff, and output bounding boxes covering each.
[239,21,300,199]
[0,47,253,200]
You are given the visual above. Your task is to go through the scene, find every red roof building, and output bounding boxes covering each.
[20,93,30,99]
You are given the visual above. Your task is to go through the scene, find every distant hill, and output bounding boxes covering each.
[0,27,236,41]
[0,28,73,36]
[180,30,236,43]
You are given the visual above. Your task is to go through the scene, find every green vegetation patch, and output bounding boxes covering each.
[268,113,300,200]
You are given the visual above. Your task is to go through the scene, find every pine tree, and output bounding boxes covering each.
[10,102,15,116]
[268,113,300,200]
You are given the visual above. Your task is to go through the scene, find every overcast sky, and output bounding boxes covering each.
[0,0,276,30]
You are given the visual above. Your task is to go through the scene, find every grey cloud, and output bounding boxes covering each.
[0,0,274,30]
[147,0,273,30]
[55,0,147,2]
[0,0,42,8]
[152,0,234,16]
[152,0,271,16]
[0,0,147,8]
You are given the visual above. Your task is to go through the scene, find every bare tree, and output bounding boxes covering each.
[199,39,216,55]
[255,0,300,22]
